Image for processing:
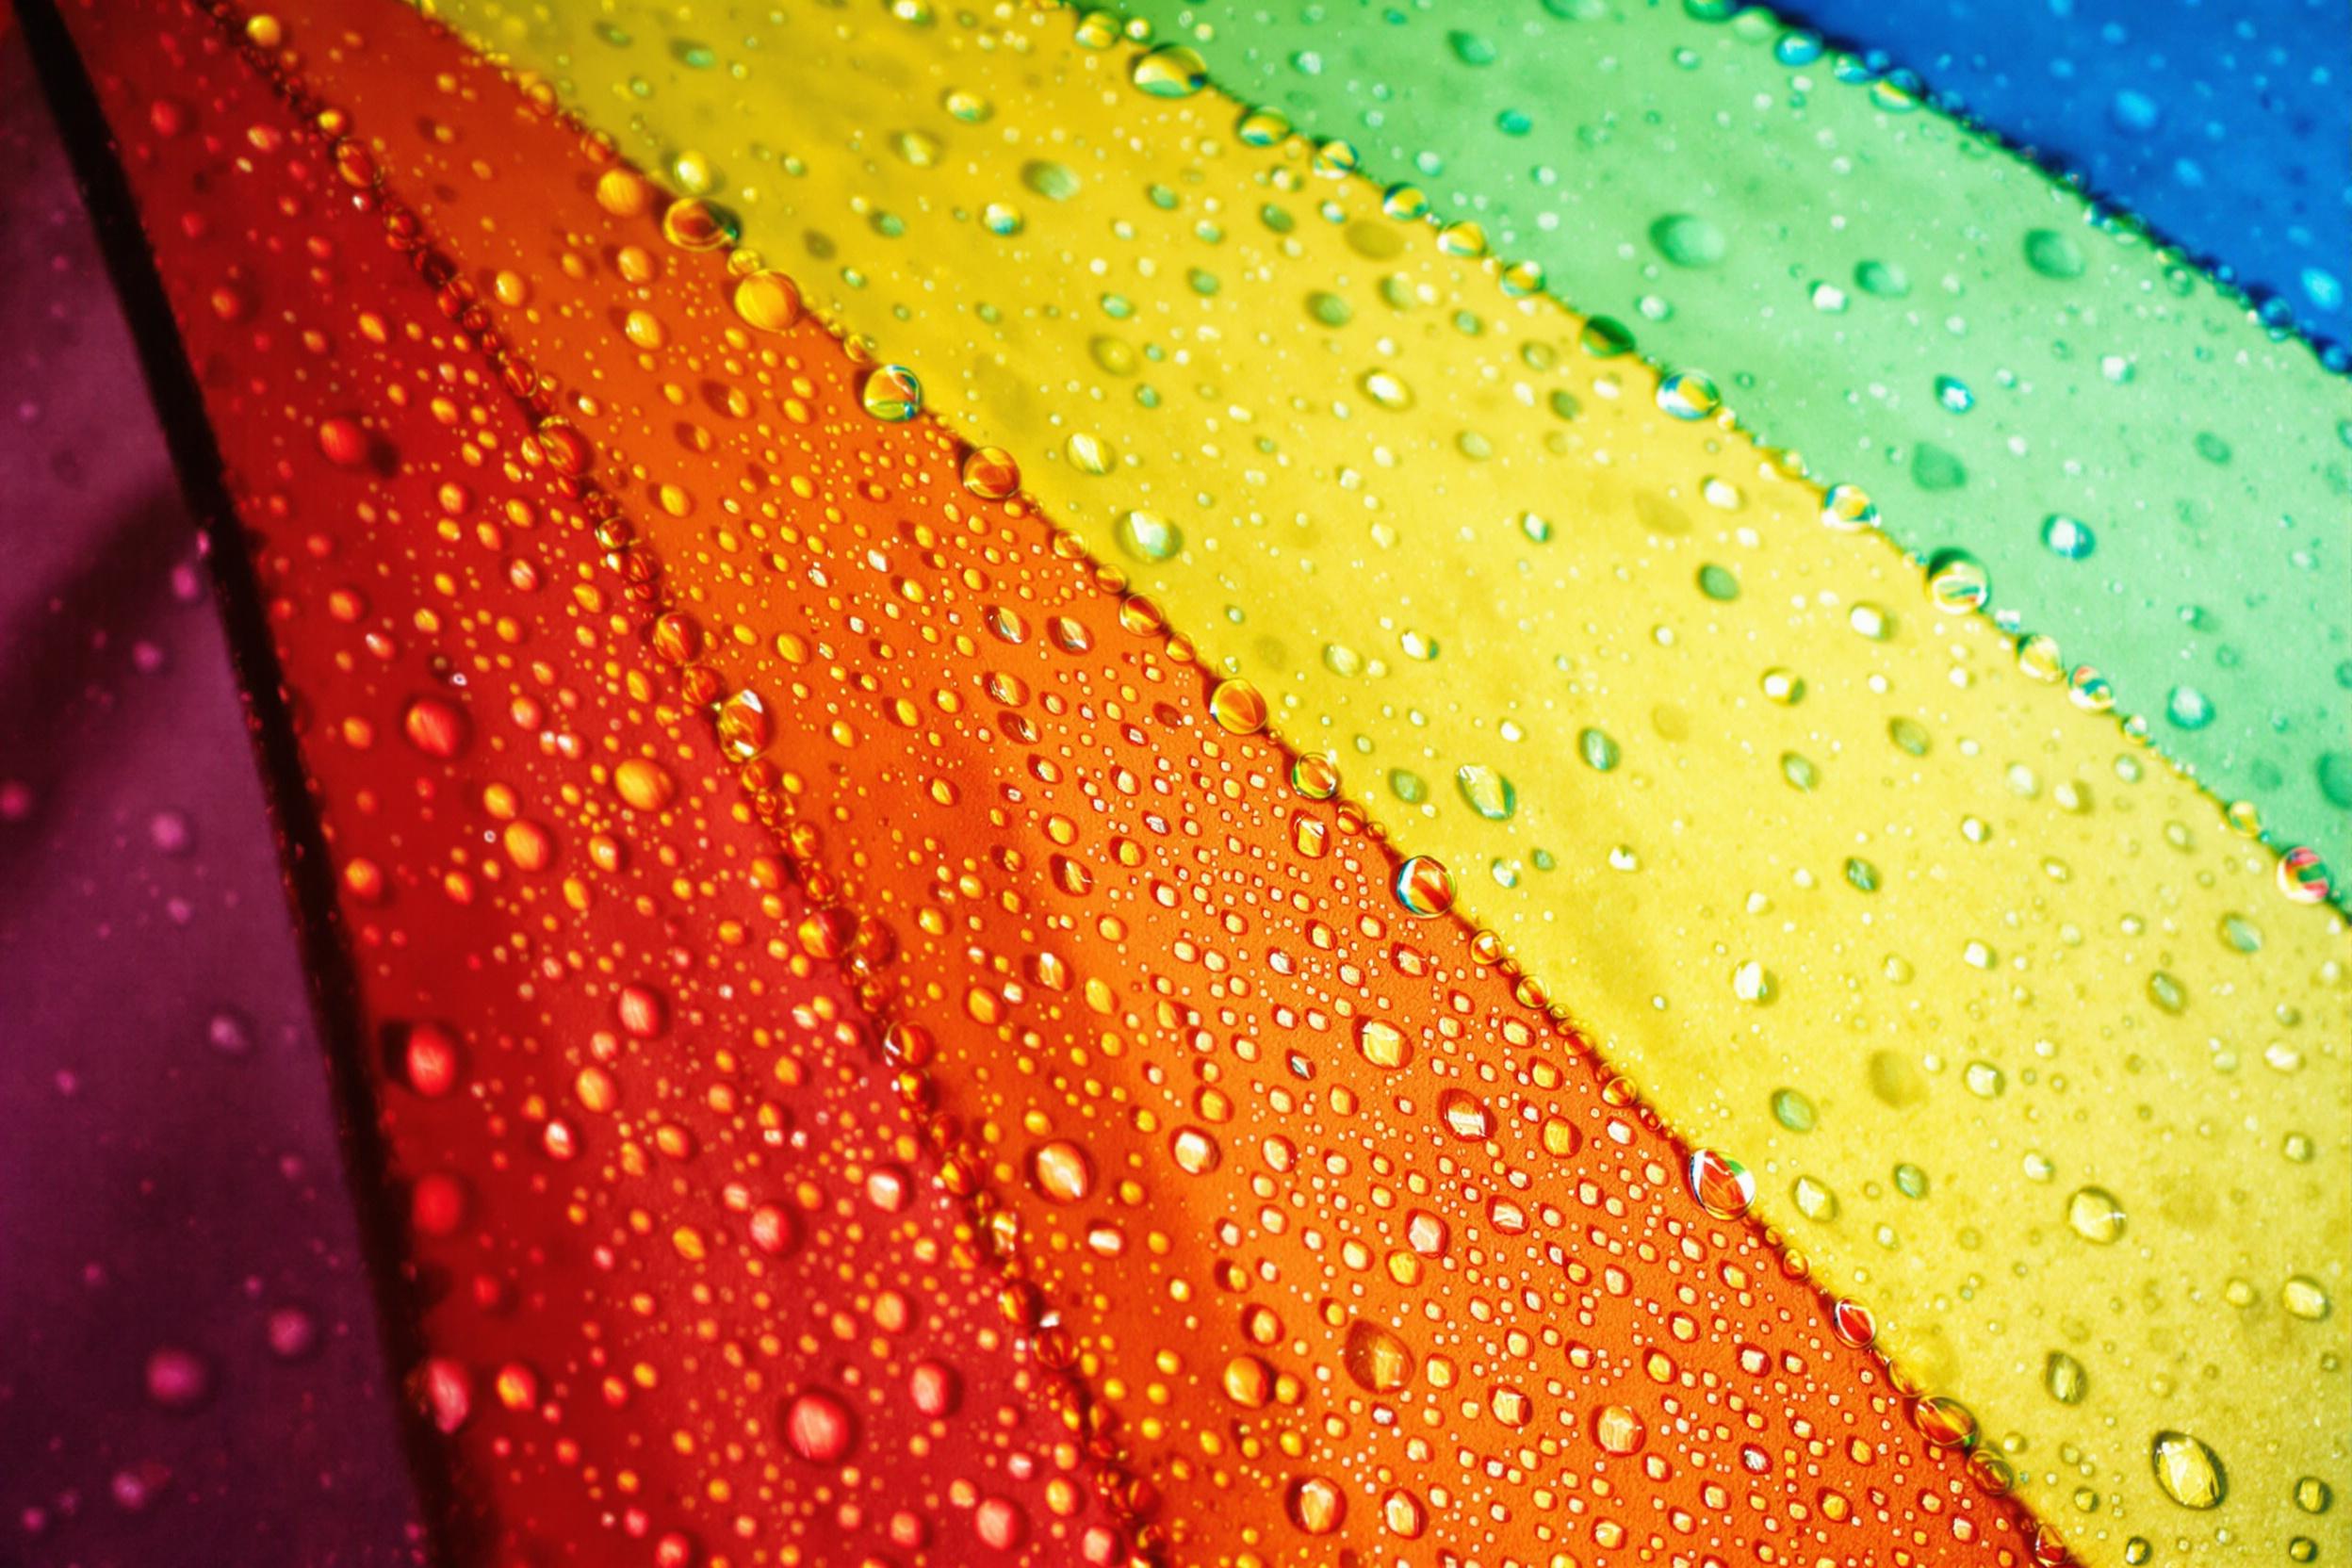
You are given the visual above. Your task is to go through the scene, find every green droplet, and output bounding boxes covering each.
[1854,259,1910,298]
[1455,764,1518,822]
[1649,213,1726,269]
[2024,227,2086,280]
[1446,29,1497,66]
[1910,442,1968,491]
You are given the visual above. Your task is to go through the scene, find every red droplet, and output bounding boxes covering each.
[616,983,668,1038]
[401,696,468,759]
[973,1496,1028,1551]
[410,1171,468,1237]
[908,1360,959,1417]
[1911,1394,1980,1450]
[402,1021,462,1097]
[420,1357,471,1432]
[748,1203,796,1256]
[783,1389,856,1464]
[1831,1298,1876,1349]
[317,416,370,467]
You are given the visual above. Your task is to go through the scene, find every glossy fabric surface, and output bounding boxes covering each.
[10,0,2346,1562]
[397,2,2352,1560]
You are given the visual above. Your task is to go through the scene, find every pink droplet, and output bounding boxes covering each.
[144,1346,211,1411]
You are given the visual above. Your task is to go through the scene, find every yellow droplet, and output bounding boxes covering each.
[2149,1430,2227,1511]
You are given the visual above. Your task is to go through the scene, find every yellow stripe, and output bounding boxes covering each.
[422,1,2348,1556]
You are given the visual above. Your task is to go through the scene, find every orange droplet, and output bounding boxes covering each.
[1285,1475,1346,1536]
[1343,1320,1415,1393]
[1028,1140,1094,1203]
[613,757,677,810]
[1220,1354,1272,1407]
[959,446,1021,500]
[1208,677,1268,735]
[732,270,803,333]
[1593,1403,1646,1456]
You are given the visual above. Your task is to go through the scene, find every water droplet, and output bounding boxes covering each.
[1028,1140,1094,1203]
[144,1347,211,1411]
[1343,1320,1415,1391]
[783,1389,856,1463]
[2281,1276,2332,1321]
[2066,1184,2127,1245]
[1115,509,1182,562]
[2044,1350,2089,1405]
[1592,1403,1646,1455]
[1912,1396,1978,1450]
[1687,1149,1756,1218]
[959,446,1021,499]
[731,270,802,332]
[1454,764,1516,821]
[1285,1475,1346,1535]
[1926,548,1991,613]
[1356,1018,1412,1070]
[1821,482,1879,531]
[1393,856,1455,918]
[2024,228,2087,281]
[1658,368,1720,420]
[1209,678,1268,735]
[1650,213,1725,269]
[858,365,922,421]
[2149,1430,2227,1510]
[2278,846,2332,904]
[402,696,468,759]
[613,758,677,811]
[1131,43,1207,97]
[1438,1087,1494,1141]
[2041,514,2097,560]
[1291,754,1339,799]
[660,196,739,251]
[2165,685,2215,731]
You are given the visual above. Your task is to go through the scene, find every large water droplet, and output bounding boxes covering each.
[2149,1430,2227,1510]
